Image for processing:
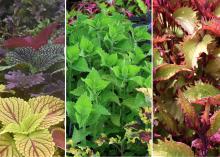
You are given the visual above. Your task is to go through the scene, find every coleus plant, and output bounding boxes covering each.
[153,0,220,156]
[0,96,64,157]
[66,8,151,156]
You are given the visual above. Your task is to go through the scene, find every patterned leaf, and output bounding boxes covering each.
[183,82,220,103]
[6,44,64,72]
[0,133,21,157]
[28,96,65,128]
[5,71,44,89]
[154,64,191,81]
[207,110,220,136]
[173,7,197,34]
[182,35,213,68]
[177,91,199,129]
[15,130,55,157]
[154,139,194,157]
[0,97,31,125]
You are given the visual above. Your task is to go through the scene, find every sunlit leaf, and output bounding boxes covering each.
[207,111,220,136]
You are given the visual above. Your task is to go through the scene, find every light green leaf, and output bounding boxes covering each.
[207,110,220,136]
[111,114,120,127]
[74,94,93,127]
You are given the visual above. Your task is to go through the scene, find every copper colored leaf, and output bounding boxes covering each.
[28,96,65,128]
[52,128,65,150]
[177,91,199,129]
[207,110,220,136]
[15,130,55,157]
[0,97,31,125]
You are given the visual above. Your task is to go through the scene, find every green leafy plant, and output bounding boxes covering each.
[66,9,151,156]
[153,0,220,156]
[0,96,64,157]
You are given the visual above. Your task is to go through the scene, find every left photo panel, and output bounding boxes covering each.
[0,1,65,157]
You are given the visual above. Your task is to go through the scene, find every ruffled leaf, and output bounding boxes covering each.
[177,91,199,129]
[207,110,220,136]
[28,96,64,128]
[154,64,191,81]
[183,82,220,103]
[173,7,197,34]
[15,130,55,157]
[0,97,31,125]
[0,133,21,157]
[154,139,194,157]
[182,35,213,68]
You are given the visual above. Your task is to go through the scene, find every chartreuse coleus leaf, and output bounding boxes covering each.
[207,110,220,136]
[0,96,64,157]
[28,96,65,128]
[155,64,191,81]
[83,68,110,92]
[154,139,194,157]
[182,35,213,68]
[0,97,31,125]
[0,133,22,157]
[173,7,197,34]
[214,4,220,17]
[183,81,220,102]
[74,93,92,128]
[14,130,55,157]
[177,91,199,129]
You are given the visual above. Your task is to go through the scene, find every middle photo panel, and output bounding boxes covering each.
[66,0,152,156]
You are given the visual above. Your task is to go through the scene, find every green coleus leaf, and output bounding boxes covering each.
[0,133,21,157]
[183,81,220,102]
[99,49,118,67]
[74,94,93,127]
[134,26,150,41]
[93,104,111,116]
[136,0,147,14]
[182,35,213,68]
[15,130,55,157]
[67,44,80,62]
[154,139,194,157]
[207,110,220,136]
[111,114,121,127]
[83,69,110,92]
[72,127,90,146]
[173,7,197,34]
[80,36,95,55]
[153,50,163,67]
[72,57,90,72]
[155,64,191,81]
[177,91,199,129]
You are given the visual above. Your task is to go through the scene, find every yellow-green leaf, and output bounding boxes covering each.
[15,130,55,157]
[0,133,21,157]
[28,96,65,128]
[207,111,220,136]
[173,7,197,34]
[155,64,191,81]
[0,97,31,125]
[154,139,194,157]
[214,4,220,17]
[182,35,213,68]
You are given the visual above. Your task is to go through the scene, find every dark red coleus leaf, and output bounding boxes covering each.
[139,131,151,142]
[192,94,220,106]
[3,23,59,49]
[53,35,65,44]
[52,128,65,150]
[202,19,220,37]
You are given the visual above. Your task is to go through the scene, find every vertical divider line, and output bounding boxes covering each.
[65,0,67,156]
[151,0,154,156]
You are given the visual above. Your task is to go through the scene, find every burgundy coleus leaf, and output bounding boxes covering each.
[53,35,65,44]
[5,70,44,89]
[202,19,220,37]
[3,23,59,49]
[52,128,65,150]
[209,131,220,144]
[139,131,151,142]
[192,94,220,106]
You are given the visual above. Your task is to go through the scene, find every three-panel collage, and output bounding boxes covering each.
[0,0,219,157]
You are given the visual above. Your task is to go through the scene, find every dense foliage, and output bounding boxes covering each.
[153,0,220,156]
[66,0,152,156]
[0,1,65,157]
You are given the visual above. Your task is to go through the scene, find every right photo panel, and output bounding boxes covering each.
[153,0,220,156]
